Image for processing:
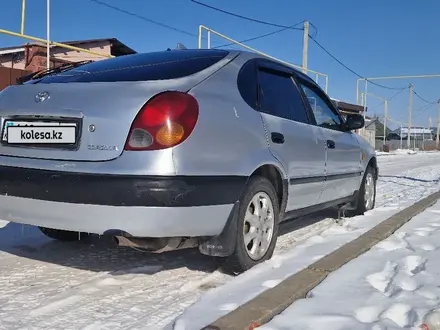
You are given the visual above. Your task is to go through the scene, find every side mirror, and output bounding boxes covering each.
[344,114,365,131]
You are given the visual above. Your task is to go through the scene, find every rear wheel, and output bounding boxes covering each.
[39,227,91,242]
[223,176,280,274]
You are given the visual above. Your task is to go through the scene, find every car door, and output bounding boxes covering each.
[296,77,362,204]
[256,60,326,211]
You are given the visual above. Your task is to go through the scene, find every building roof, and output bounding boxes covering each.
[61,38,136,55]
[0,38,136,56]
[0,46,25,55]
[398,127,433,134]
[331,99,367,114]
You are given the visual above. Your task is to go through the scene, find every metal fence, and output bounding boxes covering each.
[197,25,329,93]
[375,139,437,151]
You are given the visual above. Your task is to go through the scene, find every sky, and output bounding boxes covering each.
[1,0,440,128]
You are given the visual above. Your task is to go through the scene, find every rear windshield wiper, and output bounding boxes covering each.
[16,60,93,84]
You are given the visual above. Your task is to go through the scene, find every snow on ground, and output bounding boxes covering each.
[0,152,440,330]
[261,201,440,330]
[170,153,440,330]
[376,149,439,156]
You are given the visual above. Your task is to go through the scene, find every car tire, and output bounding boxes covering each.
[223,176,280,274]
[39,227,91,242]
[351,165,376,216]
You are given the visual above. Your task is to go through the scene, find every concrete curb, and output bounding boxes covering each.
[203,190,440,330]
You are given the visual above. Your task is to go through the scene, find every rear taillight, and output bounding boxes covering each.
[124,91,199,151]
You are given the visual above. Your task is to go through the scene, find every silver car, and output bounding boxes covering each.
[0,49,377,273]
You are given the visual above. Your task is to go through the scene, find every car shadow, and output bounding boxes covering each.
[0,208,340,276]
[379,174,440,183]
[279,208,338,236]
[0,222,219,276]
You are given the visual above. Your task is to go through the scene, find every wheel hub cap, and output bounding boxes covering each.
[243,192,275,261]
[364,173,375,210]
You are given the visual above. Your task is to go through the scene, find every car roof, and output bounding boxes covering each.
[172,48,309,78]
[227,49,316,84]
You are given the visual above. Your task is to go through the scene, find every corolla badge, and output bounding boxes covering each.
[88,144,118,151]
[35,91,50,103]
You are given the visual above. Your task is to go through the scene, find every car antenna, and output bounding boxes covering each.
[176,43,187,50]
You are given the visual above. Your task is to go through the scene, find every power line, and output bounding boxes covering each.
[364,87,409,113]
[388,87,409,101]
[413,103,435,119]
[394,102,434,122]
[190,0,303,31]
[308,21,319,36]
[413,89,437,104]
[190,0,406,91]
[90,0,198,38]
[190,0,318,37]
[213,21,305,49]
[92,0,294,48]
[308,36,406,91]
[90,0,310,51]
[92,0,314,50]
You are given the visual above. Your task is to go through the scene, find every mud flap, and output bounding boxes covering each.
[347,189,360,210]
[337,190,360,222]
[198,201,240,257]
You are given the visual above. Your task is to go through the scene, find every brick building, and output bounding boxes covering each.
[0,38,136,90]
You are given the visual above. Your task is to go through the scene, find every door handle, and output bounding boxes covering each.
[327,139,335,149]
[271,132,285,144]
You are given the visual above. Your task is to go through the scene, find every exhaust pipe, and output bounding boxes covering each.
[113,236,198,253]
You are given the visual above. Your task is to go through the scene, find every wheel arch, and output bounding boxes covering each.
[367,156,378,180]
[199,162,287,258]
[249,164,288,218]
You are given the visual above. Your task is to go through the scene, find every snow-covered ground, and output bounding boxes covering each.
[261,200,440,330]
[1,152,440,330]
[375,148,426,156]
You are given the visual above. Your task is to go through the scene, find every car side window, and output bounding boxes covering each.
[257,68,310,124]
[298,83,343,131]
[237,59,258,110]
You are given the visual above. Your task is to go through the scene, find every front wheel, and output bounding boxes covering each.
[39,227,91,242]
[352,166,376,216]
[223,176,280,274]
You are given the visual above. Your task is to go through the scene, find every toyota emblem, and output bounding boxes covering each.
[35,91,50,103]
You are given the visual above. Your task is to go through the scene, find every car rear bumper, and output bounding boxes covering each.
[0,195,235,237]
[0,166,247,237]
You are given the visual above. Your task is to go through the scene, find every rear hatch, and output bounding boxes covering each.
[0,49,235,161]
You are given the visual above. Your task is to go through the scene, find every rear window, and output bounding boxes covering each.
[33,49,229,84]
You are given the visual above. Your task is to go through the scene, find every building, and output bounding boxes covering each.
[362,117,377,147]
[0,38,136,91]
[0,38,136,73]
[331,99,366,117]
[331,98,376,146]
[393,127,434,140]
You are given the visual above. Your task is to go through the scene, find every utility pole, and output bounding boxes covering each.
[400,122,403,150]
[436,100,440,149]
[383,99,388,144]
[21,0,26,34]
[362,79,368,136]
[429,117,432,141]
[302,20,309,75]
[407,83,413,149]
[46,0,50,69]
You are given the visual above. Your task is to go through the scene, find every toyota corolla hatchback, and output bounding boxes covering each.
[0,49,377,273]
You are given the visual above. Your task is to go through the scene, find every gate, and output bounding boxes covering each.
[0,67,32,91]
